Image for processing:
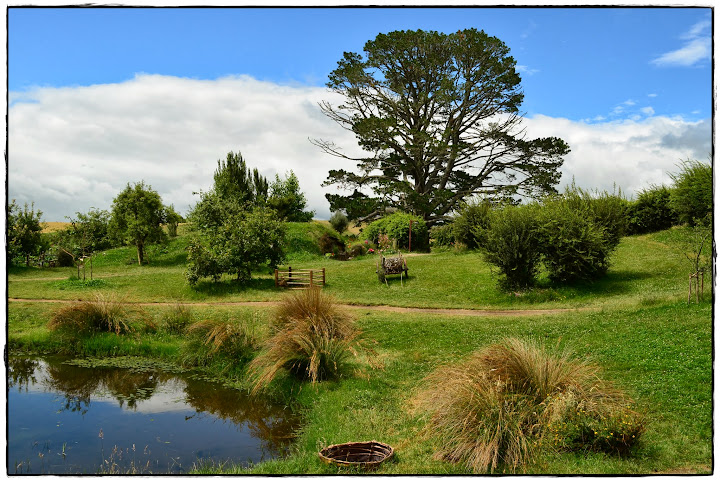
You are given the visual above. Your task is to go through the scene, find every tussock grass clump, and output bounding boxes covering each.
[161,303,194,334]
[182,314,262,367]
[249,288,361,393]
[415,338,644,473]
[48,293,149,335]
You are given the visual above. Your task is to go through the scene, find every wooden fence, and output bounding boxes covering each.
[274,267,326,289]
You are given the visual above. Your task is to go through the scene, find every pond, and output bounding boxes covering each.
[7,356,300,474]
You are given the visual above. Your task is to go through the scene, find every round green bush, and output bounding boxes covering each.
[481,204,542,290]
[626,185,677,234]
[538,199,612,283]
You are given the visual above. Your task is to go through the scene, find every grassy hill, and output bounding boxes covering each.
[7,222,712,474]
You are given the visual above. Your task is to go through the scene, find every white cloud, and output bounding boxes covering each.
[9,75,364,221]
[516,65,540,76]
[8,75,711,221]
[641,106,655,116]
[652,18,711,67]
[522,114,711,199]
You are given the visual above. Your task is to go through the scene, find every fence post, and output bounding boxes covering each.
[322,268,326,286]
[289,266,292,281]
[274,269,278,287]
[310,270,314,288]
[409,219,412,253]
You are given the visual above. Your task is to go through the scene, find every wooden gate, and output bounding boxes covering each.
[274,267,326,289]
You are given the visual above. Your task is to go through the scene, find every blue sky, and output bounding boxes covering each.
[7,6,713,221]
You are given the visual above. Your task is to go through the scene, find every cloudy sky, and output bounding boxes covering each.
[8,5,712,221]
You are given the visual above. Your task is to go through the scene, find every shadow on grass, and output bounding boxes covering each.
[191,277,278,296]
[146,251,188,267]
[547,270,655,297]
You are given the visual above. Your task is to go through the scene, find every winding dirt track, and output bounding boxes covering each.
[7,297,594,317]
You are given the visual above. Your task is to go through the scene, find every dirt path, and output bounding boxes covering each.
[7,297,593,317]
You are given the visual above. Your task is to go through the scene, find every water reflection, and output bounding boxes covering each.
[7,356,299,474]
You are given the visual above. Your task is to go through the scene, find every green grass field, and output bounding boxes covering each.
[7,222,713,474]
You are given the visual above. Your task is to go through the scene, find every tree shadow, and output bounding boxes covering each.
[191,276,278,296]
[544,270,655,296]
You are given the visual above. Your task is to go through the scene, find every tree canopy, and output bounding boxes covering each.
[7,200,48,266]
[267,171,315,222]
[110,181,167,265]
[213,151,268,205]
[313,28,570,225]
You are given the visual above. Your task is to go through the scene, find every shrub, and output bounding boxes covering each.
[48,293,149,336]
[538,199,612,283]
[626,185,677,235]
[55,247,76,267]
[362,211,429,251]
[318,232,346,255]
[452,200,493,249]
[182,314,261,368]
[481,204,542,290]
[669,159,712,226]
[415,338,644,473]
[561,184,627,251]
[161,303,194,334]
[249,288,361,392]
[329,210,349,234]
[346,241,367,257]
[430,223,455,248]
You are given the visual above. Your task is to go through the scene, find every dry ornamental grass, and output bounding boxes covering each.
[414,338,645,473]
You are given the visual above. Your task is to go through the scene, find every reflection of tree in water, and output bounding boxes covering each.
[183,379,299,456]
[7,357,40,391]
[40,361,168,413]
[10,356,299,456]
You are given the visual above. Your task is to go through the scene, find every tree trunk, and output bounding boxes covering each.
[136,242,144,265]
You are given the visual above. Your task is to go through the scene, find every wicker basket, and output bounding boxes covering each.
[318,440,394,469]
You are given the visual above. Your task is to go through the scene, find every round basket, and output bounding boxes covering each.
[318,440,394,469]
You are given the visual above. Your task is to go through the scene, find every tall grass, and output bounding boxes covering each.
[181,314,262,368]
[415,338,644,473]
[249,288,361,392]
[47,293,151,335]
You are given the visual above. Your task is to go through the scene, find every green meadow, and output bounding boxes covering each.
[7,222,712,474]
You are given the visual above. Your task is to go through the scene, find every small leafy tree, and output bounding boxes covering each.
[66,208,113,257]
[110,181,167,265]
[7,200,48,266]
[186,193,285,285]
[329,210,349,234]
[164,205,184,237]
[267,170,314,222]
[669,158,712,226]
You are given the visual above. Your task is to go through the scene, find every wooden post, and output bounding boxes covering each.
[688,274,692,304]
[409,219,412,253]
[274,269,279,287]
[696,272,700,304]
[288,266,292,281]
[322,268,326,287]
[310,270,314,288]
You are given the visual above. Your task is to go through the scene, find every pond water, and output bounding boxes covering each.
[7,356,299,474]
